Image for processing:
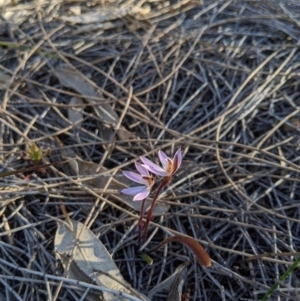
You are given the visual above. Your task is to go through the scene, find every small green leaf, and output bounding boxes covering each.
[140,252,153,265]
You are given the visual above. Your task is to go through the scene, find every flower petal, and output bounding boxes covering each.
[121,186,146,196]
[172,148,182,173]
[122,170,144,184]
[139,156,155,168]
[133,187,150,201]
[158,150,168,163]
[158,150,169,171]
[135,162,149,176]
[140,156,167,176]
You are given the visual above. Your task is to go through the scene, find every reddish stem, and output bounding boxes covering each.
[138,198,146,247]
[142,176,171,244]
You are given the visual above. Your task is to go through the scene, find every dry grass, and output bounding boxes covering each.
[1,0,300,300]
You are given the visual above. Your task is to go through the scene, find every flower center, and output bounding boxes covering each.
[166,158,173,175]
[143,176,155,187]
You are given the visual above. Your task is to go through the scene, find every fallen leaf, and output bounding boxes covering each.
[55,219,150,301]
[283,117,300,132]
[168,279,185,301]
[147,261,189,300]
[0,72,11,90]
[54,69,118,124]
[54,68,134,141]
[116,128,135,141]
[60,7,131,24]
[56,252,102,301]
[68,96,84,129]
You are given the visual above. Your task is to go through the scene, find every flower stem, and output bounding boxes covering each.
[138,198,146,247]
[142,177,170,244]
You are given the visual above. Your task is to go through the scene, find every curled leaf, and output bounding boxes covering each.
[148,235,211,267]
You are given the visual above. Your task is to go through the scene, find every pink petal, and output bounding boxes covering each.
[158,150,168,163]
[140,156,167,176]
[139,156,155,167]
[122,170,144,184]
[173,148,182,173]
[135,162,149,176]
[133,187,150,201]
[121,186,146,196]
[158,150,169,171]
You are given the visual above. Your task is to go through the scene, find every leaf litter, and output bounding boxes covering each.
[55,219,150,301]
[147,261,189,300]
[54,68,134,142]
[1,1,300,301]
[68,96,84,129]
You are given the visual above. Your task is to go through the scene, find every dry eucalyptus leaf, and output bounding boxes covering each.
[167,279,185,301]
[67,157,115,189]
[116,128,135,141]
[147,261,189,300]
[56,252,101,301]
[283,117,300,132]
[54,68,116,144]
[60,7,132,24]
[55,219,149,301]
[54,69,134,141]
[59,5,150,24]
[72,21,124,35]
[54,69,118,124]
[68,96,84,129]
[0,72,11,90]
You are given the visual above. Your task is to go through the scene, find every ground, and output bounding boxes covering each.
[0,1,300,300]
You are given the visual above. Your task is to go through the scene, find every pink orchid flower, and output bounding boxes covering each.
[121,162,155,201]
[140,148,182,178]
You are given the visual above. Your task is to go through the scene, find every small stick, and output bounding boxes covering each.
[0,160,68,178]
[239,251,300,263]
